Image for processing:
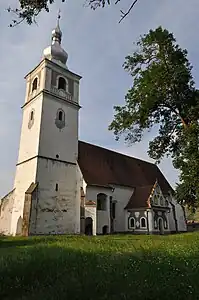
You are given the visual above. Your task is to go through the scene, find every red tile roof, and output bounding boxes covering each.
[78,141,173,197]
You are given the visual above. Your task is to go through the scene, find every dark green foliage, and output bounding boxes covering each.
[174,123,199,210]
[1,234,199,299]
[7,0,138,26]
[109,27,195,161]
[7,0,63,26]
[109,27,199,208]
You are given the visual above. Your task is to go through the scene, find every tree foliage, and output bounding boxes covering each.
[7,0,139,27]
[109,26,199,208]
[174,123,199,211]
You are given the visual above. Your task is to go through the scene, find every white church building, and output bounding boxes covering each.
[0,18,187,236]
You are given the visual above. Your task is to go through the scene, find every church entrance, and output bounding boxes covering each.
[102,225,108,235]
[158,218,164,235]
[85,217,93,235]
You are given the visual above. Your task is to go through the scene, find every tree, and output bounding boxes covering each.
[88,0,139,23]
[7,0,139,27]
[174,123,199,211]
[109,26,199,208]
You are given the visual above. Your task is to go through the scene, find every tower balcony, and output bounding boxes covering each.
[51,86,73,102]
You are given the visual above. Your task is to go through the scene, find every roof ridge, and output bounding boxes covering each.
[78,140,155,166]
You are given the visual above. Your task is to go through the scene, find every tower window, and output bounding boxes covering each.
[30,110,34,121]
[32,77,38,92]
[28,109,35,129]
[55,109,65,129]
[58,77,67,91]
[58,110,63,121]
[55,184,59,191]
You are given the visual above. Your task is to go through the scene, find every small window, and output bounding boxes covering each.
[58,77,66,90]
[30,110,34,121]
[97,193,107,211]
[55,109,65,129]
[58,110,63,121]
[28,109,35,129]
[55,184,59,191]
[140,217,146,228]
[129,217,135,228]
[32,77,38,92]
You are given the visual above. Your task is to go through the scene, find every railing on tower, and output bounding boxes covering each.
[51,86,73,102]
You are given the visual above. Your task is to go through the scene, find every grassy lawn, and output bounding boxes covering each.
[1,233,199,299]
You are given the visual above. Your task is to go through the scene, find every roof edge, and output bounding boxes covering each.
[78,140,155,167]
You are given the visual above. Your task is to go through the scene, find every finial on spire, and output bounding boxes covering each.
[51,9,62,44]
[57,9,61,26]
[58,9,61,19]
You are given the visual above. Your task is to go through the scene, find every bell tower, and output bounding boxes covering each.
[11,14,81,235]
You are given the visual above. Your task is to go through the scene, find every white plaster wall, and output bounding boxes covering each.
[85,206,96,235]
[96,211,110,234]
[173,201,187,232]
[0,190,15,235]
[168,203,176,232]
[112,185,134,232]
[39,94,78,164]
[17,94,43,163]
[147,210,153,233]
[11,159,37,235]
[85,185,133,234]
[85,186,111,234]
[44,66,52,91]
[73,81,79,104]
[33,158,80,234]
[77,164,85,190]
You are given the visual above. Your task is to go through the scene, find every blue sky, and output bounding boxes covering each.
[0,0,199,197]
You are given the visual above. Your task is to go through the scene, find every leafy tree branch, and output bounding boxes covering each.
[7,0,139,27]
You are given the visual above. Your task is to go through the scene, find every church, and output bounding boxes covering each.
[0,17,187,236]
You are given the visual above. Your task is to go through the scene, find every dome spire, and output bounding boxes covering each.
[52,9,62,45]
[43,10,68,67]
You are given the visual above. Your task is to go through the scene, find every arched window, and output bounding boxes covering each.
[58,77,67,90]
[97,193,107,211]
[55,109,65,129]
[140,217,146,228]
[56,109,65,122]
[32,77,38,92]
[58,110,63,121]
[129,217,135,229]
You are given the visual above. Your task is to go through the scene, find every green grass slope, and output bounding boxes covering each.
[0,233,199,300]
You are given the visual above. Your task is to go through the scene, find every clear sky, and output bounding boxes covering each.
[0,0,199,197]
